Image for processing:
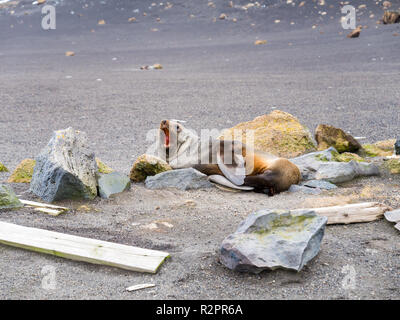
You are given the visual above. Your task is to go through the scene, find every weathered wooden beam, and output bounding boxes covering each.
[20,200,69,211]
[0,221,170,273]
[126,283,156,292]
[292,202,391,225]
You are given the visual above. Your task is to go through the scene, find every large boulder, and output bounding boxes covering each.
[130,154,172,182]
[0,184,23,210]
[220,209,327,273]
[145,168,213,190]
[315,124,361,153]
[0,162,8,173]
[30,128,98,202]
[220,110,316,158]
[7,159,36,183]
[98,172,131,199]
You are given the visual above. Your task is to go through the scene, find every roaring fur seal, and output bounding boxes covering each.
[153,119,300,196]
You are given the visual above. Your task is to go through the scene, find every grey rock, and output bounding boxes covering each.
[291,148,379,183]
[145,168,214,190]
[353,161,380,176]
[315,162,357,184]
[315,160,379,184]
[384,209,400,223]
[98,172,131,199]
[395,139,400,156]
[220,209,327,273]
[30,128,98,202]
[0,184,23,210]
[290,147,337,180]
[301,180,337,190]
[288,184,322,195]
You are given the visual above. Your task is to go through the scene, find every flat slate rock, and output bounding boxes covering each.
[145,168,213,191]
[384,209,400,223]
[301,180,337,190]
[30,128,98,202]
[0,184,23,210]
[220,209,327,273]
[98,172,131,199]
[288,185,322,195]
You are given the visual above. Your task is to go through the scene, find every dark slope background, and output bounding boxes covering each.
[0,0,399,300]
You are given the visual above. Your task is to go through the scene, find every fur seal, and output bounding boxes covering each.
[153,119,300,195]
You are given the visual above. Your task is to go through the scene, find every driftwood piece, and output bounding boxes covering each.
[0,221,170,273]
[292,202,390,225]
[126,283,156,292]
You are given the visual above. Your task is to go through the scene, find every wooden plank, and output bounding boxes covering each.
[33,207,63,216]
[20,200,69,212]
[0,221,170,273]
[126,283,155,292]
[292,202,391,225]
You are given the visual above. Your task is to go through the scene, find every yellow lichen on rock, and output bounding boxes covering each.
[219,110,316,158]
[96,158,114,174]
[7,159,36,183]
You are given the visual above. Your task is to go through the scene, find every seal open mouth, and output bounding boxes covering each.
[163,128,170,148]
[160,120,170,148]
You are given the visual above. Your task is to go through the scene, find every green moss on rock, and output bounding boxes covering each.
[331,151,365,163]
[220,110,316,158]
[130,154,172,182]
[7,159,36,183]
[383,159,400,174]
[362,141,394,157]
[315,124,361,153]
[0,184,23,210]
[0,162,8,173]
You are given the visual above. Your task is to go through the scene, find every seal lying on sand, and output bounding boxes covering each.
[153,119,300,196]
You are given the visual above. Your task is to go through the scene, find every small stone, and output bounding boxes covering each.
[315,124,361,153]
[0,184,23,211]
[219,13,227,20]
[98,172,131,199]
[145,168,213,190]
[220,209,327,273]
[130,154,172,182]
[383,1,392,8]
[384,209,400,223]
[254,40,267,45]
[7,159,36,183]
[395,139,400,155]
[382,11,400,24]
[347,26,362,38]
[98,19,106,25]
[65,51,75,56]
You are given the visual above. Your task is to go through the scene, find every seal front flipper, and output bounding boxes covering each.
[216,141,246,186]
[208,175,254,191]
